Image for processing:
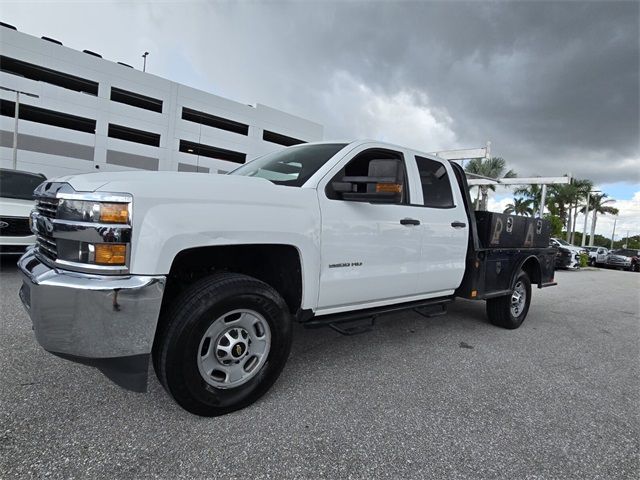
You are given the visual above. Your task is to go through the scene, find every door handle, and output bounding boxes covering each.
[400,218,420,226]
[451,221,466,228]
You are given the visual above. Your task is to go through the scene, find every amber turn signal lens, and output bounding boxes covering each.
[95,244,126,265]
[100,203,129,223]
[376,183,403,193]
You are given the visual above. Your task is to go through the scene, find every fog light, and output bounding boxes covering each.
[95,244,126,265]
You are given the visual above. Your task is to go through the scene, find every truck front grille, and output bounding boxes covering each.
[35,231,58,262]
[0,216,31,237]
[35,198,59,219]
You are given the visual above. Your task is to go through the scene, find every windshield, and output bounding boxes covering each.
[0,170,46,200]
[617,249,639,257]
[230,143,348,186]
[555,238,571,246]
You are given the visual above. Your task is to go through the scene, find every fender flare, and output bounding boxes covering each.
[510,255,542,290]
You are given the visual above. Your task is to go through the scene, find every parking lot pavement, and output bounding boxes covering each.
[1,261,638,480]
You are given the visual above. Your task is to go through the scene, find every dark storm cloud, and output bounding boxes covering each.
[191,0,639,183]
[3,0,638,183]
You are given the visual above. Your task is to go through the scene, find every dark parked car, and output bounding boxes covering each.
[555,246,574,269]
[605,249,640,272]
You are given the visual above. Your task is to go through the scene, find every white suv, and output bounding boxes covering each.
[0,169,45,255]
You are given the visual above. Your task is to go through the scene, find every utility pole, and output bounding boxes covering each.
[610,217,617,249]
[142,51,149,72]
[0,86,39,169]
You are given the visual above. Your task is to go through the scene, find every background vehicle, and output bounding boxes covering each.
[18,140,556,416]
[0,169,45,255]
[550,237,585,269]
[555,246,574,269]
[605,249,639,272]
[584,246,609,266]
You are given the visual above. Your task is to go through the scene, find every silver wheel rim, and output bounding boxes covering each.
[510,281,526,318]
[197,309,271,389]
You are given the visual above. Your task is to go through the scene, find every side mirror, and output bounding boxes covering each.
[331,159,403,204]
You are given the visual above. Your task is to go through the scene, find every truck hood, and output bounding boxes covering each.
[52,171,299,203]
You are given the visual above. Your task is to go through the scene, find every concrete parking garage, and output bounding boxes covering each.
[1,261,638,479]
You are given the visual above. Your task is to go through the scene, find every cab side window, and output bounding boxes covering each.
[415,156,455,208]
[326,149,408,204]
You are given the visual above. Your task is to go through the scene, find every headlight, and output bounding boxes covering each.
[57,199,130,224]
[32,184,133,274]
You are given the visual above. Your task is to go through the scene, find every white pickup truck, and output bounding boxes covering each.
[18,140,556,416]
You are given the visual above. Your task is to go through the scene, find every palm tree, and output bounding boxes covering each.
[513,184,543,214]
[545,178,592,242]
[568,179,593,243]
[546,182,575,231]
[580,193,619,246]
[503,198,534,216]
[464,157,516,211]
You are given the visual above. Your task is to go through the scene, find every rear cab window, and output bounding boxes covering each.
[414,156,455,208]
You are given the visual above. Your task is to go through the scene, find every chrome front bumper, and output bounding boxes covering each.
[18,248,166,391]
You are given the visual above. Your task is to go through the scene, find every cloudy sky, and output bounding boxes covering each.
[2,0,639,237]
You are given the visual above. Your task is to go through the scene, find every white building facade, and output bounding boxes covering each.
[0,24,323,178]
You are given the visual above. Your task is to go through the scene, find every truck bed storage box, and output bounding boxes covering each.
[474,212,527,248]
[474,212,551,248]
[523,217,551,248]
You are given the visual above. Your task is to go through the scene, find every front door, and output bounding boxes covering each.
[316,147,424,312]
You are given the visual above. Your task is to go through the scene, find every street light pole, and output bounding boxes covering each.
[142,51,149,72]
[0,86,39,170]
[12,91,19,170]
[610,217,617,250]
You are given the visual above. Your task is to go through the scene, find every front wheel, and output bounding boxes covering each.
[153,272,293,416]
[486,271,532,329]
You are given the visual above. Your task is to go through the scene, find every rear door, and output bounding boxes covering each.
[409,154,469,293]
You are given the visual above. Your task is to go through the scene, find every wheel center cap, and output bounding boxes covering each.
[231,342,247,358]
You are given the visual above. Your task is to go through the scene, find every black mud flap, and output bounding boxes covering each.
[50,352,150,393]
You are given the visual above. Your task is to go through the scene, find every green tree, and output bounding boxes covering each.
[544,213,563,237]
[503,197,534,216]
[513,184,543,214]
[464,157,516,211]
[568,179,593,243]
[580,193,619,246]
[545,177,593,243]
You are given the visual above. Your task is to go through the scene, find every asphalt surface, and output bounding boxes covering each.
[1,259,638,479]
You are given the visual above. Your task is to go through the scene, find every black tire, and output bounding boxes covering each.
[153,272,293,416]
[486,271,532,329]
[589,258,596,267]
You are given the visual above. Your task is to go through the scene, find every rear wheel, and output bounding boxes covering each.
[153,272,292,416]
[486,271,532,329]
